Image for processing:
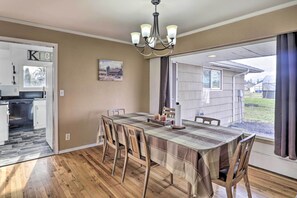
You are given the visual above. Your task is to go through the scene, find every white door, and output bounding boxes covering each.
[0,104,9,145]
[46,62,54,149]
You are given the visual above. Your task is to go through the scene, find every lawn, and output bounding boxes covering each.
[244,92,275,124]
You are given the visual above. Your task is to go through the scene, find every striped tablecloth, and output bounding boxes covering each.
[104,112,243,197]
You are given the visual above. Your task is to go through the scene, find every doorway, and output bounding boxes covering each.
[0,37,58,167]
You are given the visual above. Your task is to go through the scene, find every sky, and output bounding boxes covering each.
[99,60,123,69]
[232,55,276,84]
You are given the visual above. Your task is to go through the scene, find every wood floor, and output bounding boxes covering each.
[0,146,297,198]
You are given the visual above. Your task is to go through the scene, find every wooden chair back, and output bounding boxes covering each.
[107,108,125,116]
[122,124,150,165]
[194,115,221,126]
[227,134,256,182]
[162,107,175,118]
[102,115,119,147]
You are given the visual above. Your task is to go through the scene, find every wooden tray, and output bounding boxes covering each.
[172,125,186,129]
[147,118,173,126]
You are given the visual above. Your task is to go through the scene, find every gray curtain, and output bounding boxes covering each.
[159,56,170,114]
[275,32,297,160]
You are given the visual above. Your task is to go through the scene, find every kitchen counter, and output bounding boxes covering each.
[0,101,9,105]
[34,98,46,101]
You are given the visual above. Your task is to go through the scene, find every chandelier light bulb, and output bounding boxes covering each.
[141,24,152,38]
[131,32,141,44]
[166,25,178,39]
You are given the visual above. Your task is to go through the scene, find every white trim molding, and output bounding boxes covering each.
[59,143,103,154]
[0,16,130,45]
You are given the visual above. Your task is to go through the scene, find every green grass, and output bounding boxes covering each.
[244,92,275,123]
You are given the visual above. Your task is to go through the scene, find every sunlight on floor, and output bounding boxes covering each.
[0,156,39,196]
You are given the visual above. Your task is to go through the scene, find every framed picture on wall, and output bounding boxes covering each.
[98,59,123,81]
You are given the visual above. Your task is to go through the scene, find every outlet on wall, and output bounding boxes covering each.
[65,133,71,141]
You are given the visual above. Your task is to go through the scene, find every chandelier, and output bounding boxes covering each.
[130,0,178,57]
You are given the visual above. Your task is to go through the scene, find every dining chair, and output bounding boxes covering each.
[120,124,152,198]
[101,115,125,176]
[107,108,125,116]
[212,133,256,198]
[162,106,175,118]
[194,115,221,126]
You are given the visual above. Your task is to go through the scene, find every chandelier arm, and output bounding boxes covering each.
[139,37,174,50]
[133,45,153,57]
[157,35,170,47]
[148,44,174,51]
[144,37,155,46]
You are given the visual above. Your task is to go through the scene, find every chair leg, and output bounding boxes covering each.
[118,150,121,159]
[233,184,237,198]
[170,173,173,185]
[226,185,233,198]
[244,174,252,198]
[102,143,107,162]
[142,166,150,198]
[187,182,192,198]
[121,154,129,183]
[112,148,118,176]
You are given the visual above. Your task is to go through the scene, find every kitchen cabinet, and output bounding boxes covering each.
[33,99,46,129]
[0,60,13,85]
[0,103,9,145]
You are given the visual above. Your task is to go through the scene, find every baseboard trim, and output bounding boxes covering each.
[58,142,103,154]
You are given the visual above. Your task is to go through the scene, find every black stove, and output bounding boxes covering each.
[2,91,43,129]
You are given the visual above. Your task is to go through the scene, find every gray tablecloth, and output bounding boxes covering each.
[100,112,243,197]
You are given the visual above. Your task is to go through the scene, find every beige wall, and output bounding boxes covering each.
[172,5,297,56]
[0,21,149,150]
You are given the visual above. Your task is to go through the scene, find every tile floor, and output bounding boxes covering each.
[0,127,53,167]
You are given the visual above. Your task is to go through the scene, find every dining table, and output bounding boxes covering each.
[100,112,243,198]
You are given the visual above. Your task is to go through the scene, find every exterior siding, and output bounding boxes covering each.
[177,63,245,126]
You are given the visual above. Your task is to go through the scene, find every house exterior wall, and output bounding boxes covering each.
[177,63,245,126]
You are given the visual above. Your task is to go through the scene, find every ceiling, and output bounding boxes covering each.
[0,0,296,43]
[171,39,276,71]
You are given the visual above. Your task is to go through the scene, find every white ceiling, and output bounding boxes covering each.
[0,0,296,43]
[171,39,276,70]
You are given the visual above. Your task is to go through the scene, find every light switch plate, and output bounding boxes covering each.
[65,133,70,141]
[60,90,64,96]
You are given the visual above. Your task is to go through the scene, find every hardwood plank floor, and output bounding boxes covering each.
[0,146,297,198]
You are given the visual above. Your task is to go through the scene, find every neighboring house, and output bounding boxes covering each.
[262,75,276,99]
[177,61,263,126]
[245,81,255,92]
[250,82,263,93]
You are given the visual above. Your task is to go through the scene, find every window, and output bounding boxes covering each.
[23,66,46,88]
[203,69,222,90]
[232,55,276,139]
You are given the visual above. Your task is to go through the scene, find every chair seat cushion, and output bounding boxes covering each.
[219,163,239,181]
